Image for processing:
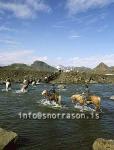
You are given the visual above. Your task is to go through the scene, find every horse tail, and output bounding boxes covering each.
[98,97,101,104]
[97,97,101,110]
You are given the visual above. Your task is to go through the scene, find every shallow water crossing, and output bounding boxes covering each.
[0,84,114,150]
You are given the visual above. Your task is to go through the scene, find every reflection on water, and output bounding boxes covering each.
[0,84,114,150]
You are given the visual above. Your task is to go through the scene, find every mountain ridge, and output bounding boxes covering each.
[1,61,57,72]
[1,61,114,73]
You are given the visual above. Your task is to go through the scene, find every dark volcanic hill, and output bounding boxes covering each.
[1,61,57,72]
[110,66,114,72]
[94,62,109,73]
[3,63,32,70]
[1,61,114,74]
[31,61,57,72]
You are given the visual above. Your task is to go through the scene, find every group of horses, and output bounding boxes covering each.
[5,78,33,93]
[5,79,101,111]
[42,89,101,111]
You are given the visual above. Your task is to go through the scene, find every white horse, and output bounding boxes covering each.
[20,79,29,93]
[6,81,11,91]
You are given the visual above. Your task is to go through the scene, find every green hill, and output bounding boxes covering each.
[3,63,32,70]
[2,61,57,72]
[31,61,57,72]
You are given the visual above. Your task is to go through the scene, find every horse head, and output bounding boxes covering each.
[42,90,48,97]
[71,94,86,105]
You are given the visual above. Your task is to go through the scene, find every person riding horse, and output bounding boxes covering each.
[49,84,56,94]
[82,83,90,102]
[6,77,11,91]
[82,76,93,102]
[42,84,61,104]
[48,84,59,101]
[71,77,101,111]
[20,78,29,92]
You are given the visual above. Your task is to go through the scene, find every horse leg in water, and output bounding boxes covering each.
[6,82,11,91]
[58,95,61,105]
[87,96,101,112]
[79,98,85,111]
[49,94,57,103]
[80,102,85,112]
[48,95,54,103]
[20,87,25,92]
[21,85,28,92]
[95,104,101,112]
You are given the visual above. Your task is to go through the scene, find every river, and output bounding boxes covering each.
[0,83,114,150]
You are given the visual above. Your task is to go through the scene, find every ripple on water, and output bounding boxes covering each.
[0,84,114,150]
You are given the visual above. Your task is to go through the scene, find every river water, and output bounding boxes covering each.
[0,84,114,150]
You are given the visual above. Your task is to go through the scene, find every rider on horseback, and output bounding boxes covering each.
[6,77,11,91]
[82,77,91,103]
[82,76,94,105]
[20,77,29,92]
[49,84,56,94]
[48,84,61,104]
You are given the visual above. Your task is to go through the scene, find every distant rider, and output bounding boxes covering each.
[49,84,57,94]
[21,78,29,92]
[6,77,11,91]
[82,83,90,103]
[31,79,36,86]
[49,84,61,104]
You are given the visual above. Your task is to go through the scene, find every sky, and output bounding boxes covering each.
[0,0,114,68]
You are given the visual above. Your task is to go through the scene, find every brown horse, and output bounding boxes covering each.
[71,94,101,111]
[42,90,61,104]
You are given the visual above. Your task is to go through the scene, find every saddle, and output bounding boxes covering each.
[48,92,59,102]
[81,93,91,104]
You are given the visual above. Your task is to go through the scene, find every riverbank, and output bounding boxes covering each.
[0,69,57,83]
[52,72,114,84]
[0,69,114,84]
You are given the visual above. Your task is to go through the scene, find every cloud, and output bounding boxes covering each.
[66,0,114,15]
[97,24,108,32]
[47,54,114,68]
[68,54,114,68]
[0,39,20,45]
[0,26,17,32]
[0,2,32,18]
[0,0,51,19]
[1,50,114,68]
[30,56,48,62]
[69,35,80,39]
[0,50,48,65]
[25,0,51,12]
[56,57,63,60]
[52,25,66,29]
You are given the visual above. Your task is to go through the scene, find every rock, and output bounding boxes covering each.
[93,138,114,150]
[0,128,18,150]
[110,96,114,100]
